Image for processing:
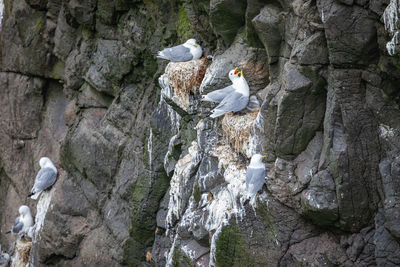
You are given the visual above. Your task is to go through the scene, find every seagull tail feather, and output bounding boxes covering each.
[153,49,167,60]
[198,111,212,117]
[156,54,169,60]
[29,192,40,200]
[210,109,225,118]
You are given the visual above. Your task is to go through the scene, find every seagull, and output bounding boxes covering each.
[156,39,202,62]
[246,154,266,198]
[0,245,9,267]
[0,252,9,267]
[209,70,250,118]
[7,205,33,236]
[28,157,57,200]
[201,68,240,103]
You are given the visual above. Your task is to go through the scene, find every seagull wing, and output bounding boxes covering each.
[32,168,57,193]
[157,44,193,62]
[0,252,9,265]
[246,167,266,196]
[202,85,236,103]
[12,217,23,234]
[210,92,249,118]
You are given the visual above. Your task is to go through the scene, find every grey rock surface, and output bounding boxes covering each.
[0,0,399,266]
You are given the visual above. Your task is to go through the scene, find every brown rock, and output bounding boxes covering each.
[64,100,77,126]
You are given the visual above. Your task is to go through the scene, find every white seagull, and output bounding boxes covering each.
[209,70,250,118]
[0,245,9,267]
[201,68,240,103]
[28,157,57,200]
[156,39,202,62]
[8,205,33,235]
[246,154,266,198]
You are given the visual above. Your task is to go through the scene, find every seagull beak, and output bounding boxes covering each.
[262,155,267,159]
[22,215,25,219]
[194,44,198,47]
[239,71,244,77]
[234,67,238,75]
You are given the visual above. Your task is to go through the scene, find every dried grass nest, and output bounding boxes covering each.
[221,110,259,153]
[165,57,209,108]
[16,239,32,264]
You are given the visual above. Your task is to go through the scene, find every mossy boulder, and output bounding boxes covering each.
[123,170,170,265]
[215,223,256,267]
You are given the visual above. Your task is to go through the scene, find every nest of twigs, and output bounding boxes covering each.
[16,239,32,264]
[221,110,259,153]
[165,57,209,109]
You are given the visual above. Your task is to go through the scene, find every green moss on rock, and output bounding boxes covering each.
[177,5,195,42]
[50,60,65,80]
[215,223,255,267]
[81,27,95,40]
[143,48,159,77]
[123,166,170,265]
[193,182,201,204]
[34,15,44,33]
[172,248,193,267]
[256,202,277,242]
[180,118,197,148]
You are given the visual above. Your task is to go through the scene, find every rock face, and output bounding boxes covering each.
[0,0,400,266]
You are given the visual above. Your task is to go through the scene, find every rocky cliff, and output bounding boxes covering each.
[0,0,400,266]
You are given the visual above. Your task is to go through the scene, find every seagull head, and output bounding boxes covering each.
[250,154,266,165]
[39,157,52,168]
[19,205,30,218]
[186,39,199,47]
[228,68,241,82]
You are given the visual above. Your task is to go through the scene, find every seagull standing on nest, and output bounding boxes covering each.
[209,69,250,118]
[28,157,57,200]
[156,39,202,62]
[7,205,33,236]
[201,68,240,103]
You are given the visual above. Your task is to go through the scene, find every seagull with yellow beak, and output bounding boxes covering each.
[209,69,249,118]
[156,39,202,62]
[7,205,33,236]
[201,68,241,103]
